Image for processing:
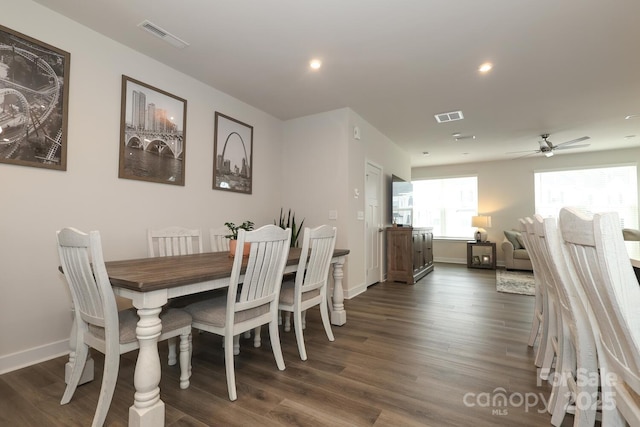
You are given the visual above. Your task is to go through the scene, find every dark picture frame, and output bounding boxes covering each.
[0,24,70,170]
[213,112,253,194]
[119,75,187,186]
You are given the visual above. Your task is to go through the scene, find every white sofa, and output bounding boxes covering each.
[502,230,533,271]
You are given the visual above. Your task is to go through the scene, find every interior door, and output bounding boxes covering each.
[365,161,383,286]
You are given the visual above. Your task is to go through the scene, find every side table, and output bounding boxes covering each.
[467,241,497,270]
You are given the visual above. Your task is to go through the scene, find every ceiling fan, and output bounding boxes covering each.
[509,134,591,158]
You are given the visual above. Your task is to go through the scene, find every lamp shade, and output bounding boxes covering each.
[471,215,492,228]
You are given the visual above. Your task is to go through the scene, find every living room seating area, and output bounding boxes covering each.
[501,230,533,271]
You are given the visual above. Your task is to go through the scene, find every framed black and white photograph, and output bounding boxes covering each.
[213,112,253,194]
[119,75,187,186]
[0,24,70,171]
[482,255,491,265]
[472,255,481,265]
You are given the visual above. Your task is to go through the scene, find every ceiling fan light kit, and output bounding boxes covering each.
[454,135,476,141]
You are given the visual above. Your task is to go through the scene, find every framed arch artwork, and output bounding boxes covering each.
[213,111,253,194]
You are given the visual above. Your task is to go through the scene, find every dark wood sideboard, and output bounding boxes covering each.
[386,227,434,284]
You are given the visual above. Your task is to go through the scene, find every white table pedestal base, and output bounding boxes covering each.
[129,401,164,427]
[330,256,347,326]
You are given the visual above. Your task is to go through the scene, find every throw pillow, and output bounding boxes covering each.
[504,230,523,250]
[516,233,526,249]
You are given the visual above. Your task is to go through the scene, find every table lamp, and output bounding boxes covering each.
[472,215,492,242]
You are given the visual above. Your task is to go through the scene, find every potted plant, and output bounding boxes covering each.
[224,220,254,256]
[275,208,305,248]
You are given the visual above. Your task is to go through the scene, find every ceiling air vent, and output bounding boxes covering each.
[434,110,464,123]
[138,20,190,49]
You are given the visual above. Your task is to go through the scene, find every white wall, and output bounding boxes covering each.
[0,0,285,373]
[282,108,410,297]
[346,109,411,289]
[412,147,640,264]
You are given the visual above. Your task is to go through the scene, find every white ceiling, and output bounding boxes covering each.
[33,0,640,167]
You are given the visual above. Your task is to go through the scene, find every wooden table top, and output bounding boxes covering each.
[105,247,350,292]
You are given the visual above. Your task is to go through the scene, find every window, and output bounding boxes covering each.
[535,165,638,225]
[413,176,478,239]
[535,165,639,257]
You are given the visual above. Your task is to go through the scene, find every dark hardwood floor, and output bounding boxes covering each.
[0,263,575,426]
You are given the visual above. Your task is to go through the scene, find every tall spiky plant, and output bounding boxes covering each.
[275,208,305,247]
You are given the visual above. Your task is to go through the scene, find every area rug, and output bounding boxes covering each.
[496,269,535,296]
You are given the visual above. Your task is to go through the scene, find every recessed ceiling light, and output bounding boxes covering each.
[309,59,322,70]
[625,114,640,120]
[625,135,637,139]
[479,62,493,73]
[452,132,462,138]
[422,151,430,156]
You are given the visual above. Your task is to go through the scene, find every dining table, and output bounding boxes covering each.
[101,247,349,427]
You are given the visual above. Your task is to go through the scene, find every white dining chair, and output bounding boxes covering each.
[147,226,203,364]
[147,226,203,257]
[559,207,640,426]
[57,227,192,427]
[211,225,254,343]
[520,218,549,370]
[532,215,598,426]
[209,226,230,252]
[278,225,337,361]
[185,225,291,401]
[524,217,558,380]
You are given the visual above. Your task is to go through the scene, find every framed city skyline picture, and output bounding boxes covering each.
[213,112,253,194]
[0,24,70,171]
[119,75,187,186]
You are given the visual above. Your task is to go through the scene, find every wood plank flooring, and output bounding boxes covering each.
[0,263,577,426]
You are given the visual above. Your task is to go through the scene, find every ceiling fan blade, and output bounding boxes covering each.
[505,149,538,154]
[554,136,590,148]
[553,143,591,151]
[511,151,540,160]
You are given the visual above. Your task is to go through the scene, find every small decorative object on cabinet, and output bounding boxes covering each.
[467,241,496,270]
[386,227,434,284]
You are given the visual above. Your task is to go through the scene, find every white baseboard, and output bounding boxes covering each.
[434,258,505,268]
[0,339,69,375]
[434,257,466,264]
[345,281,367,299]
